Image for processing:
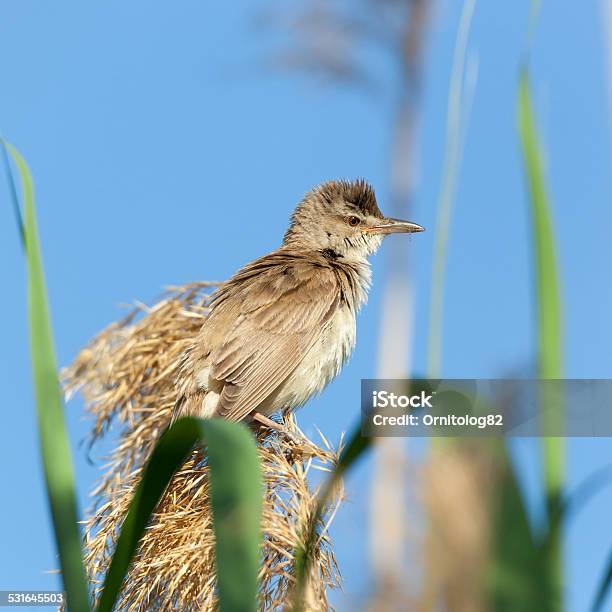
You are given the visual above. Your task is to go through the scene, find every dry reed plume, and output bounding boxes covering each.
[63,282,342,610]
[421,442,498,612]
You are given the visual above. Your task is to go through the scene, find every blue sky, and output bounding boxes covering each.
[1,1,611,609]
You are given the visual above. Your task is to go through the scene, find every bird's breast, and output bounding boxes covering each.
[313,303,357,381]
[264,304,357,413]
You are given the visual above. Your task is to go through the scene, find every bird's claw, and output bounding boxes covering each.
[250,411,307,445]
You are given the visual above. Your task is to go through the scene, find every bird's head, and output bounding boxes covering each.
[283,179,424,262]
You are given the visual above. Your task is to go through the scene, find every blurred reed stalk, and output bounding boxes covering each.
[370,2,430,608]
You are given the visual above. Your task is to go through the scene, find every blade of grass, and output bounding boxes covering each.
[1,139,24,246]
[3,140,90,611]
[292,424,372,611]
[96,417,262,612]
[518,69,564,602]
[427,0,477,379]
[518,71,564,405]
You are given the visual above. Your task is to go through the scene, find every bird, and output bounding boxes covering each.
[174,179,423,435]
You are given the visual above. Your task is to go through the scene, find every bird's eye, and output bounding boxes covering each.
[347,215,361,227]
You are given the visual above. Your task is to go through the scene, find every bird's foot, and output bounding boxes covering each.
[250,411,306,445]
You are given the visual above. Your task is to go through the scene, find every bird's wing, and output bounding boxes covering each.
[208,263,340,422]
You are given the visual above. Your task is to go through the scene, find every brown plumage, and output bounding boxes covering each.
[175,179,423,427]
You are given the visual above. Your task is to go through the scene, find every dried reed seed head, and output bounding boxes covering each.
[63,282,343,610]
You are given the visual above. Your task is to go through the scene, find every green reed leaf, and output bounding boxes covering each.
[3,140,90,611]
[97,417,262,612]
[518,69,564,606]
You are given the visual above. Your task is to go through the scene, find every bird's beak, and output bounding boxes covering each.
[367,217,425,234]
